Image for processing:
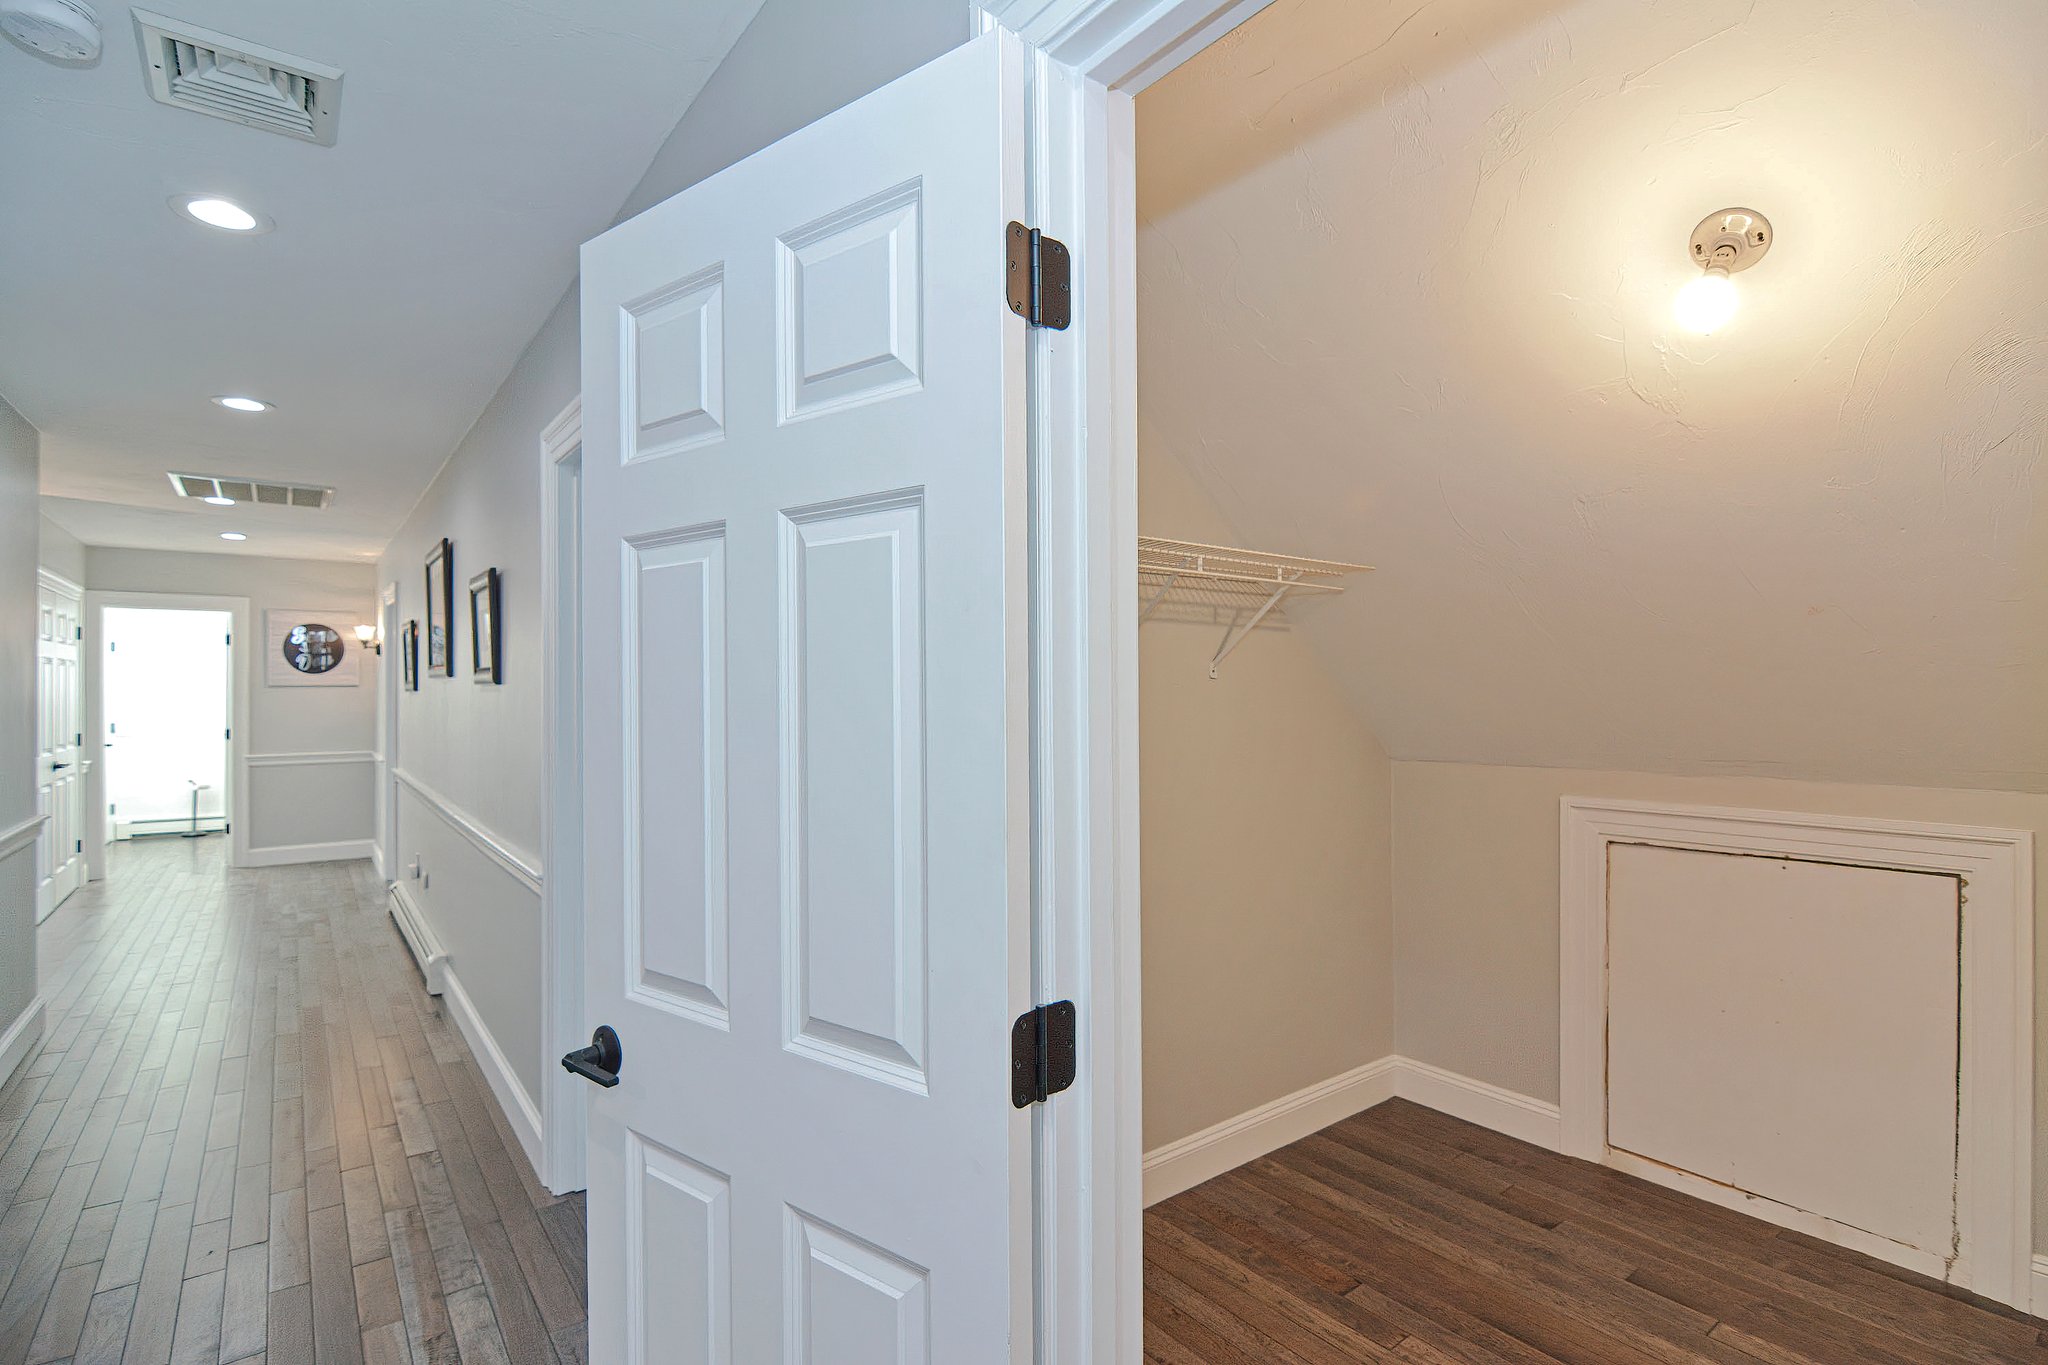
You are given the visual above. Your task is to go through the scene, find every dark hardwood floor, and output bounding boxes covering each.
[0,837,587,1365]
[1145,1098,2048,1364]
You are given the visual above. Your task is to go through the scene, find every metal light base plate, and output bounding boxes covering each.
[1690,208,1772,273]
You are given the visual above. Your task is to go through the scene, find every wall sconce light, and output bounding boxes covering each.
[1675,208,1772,334]
[355,623,382,655]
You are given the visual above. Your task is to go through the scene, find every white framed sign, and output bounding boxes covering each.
[265,607,363,686]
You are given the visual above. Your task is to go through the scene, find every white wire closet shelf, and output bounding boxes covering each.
[1138,535,1371,678]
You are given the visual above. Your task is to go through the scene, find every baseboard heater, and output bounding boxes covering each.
[386,882,447,996]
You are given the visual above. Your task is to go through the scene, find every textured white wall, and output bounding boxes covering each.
[38,514,83,585]
[1140,442,1394,1148]
[0,397,42,1061]
[1137,0,2048,790]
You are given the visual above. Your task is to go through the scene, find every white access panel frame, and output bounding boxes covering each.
[1561,797,2034,1310]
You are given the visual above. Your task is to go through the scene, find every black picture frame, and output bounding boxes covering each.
[401,619,420,691]
[469,567,502,684]
[424,538,453,678]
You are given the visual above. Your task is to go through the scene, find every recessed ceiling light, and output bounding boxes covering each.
[170,193,274,234]
[219,532,247,541]
[211,395,271,413]
[203,495,236,506]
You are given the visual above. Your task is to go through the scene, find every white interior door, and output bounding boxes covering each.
[1607,844,1962,1269]
[579,31,1032,1362]
[36,576,84,920]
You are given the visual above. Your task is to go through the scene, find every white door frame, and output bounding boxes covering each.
[377,580,400,881]
[83,591,252,870]
[35,568,85,921]
[978,3,1272,1357]
[538,396,585,1196]
[1560,797,2034,1309]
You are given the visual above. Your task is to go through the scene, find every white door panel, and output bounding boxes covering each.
[1607,845,1961,1259]
[35,578,84,920]
[581,32,1031,1362]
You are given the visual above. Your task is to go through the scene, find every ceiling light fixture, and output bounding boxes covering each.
[203,495,235,506]
[1675,208,1771,334]
[211,395,271,413]
[219,531,247,541]
[170,193,273,234]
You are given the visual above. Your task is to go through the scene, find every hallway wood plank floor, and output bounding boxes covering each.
[1145,1099,2048,1364]
[0,839,587,1365]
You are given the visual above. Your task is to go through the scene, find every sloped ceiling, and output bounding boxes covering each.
[1137,0,2048,792]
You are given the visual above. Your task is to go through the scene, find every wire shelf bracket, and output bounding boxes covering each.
[1136,536,1372,678]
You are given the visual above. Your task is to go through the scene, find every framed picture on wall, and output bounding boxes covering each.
[402,619,420,691]
[264,609,362,686]
[469,567,501,684]
[424,538,453,677]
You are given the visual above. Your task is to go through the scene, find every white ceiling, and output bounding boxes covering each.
[5,0,764,561]
[1138,0,2048,791]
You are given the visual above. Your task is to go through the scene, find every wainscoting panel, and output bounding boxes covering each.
[243,750,376,860]
[391,770,545,1177]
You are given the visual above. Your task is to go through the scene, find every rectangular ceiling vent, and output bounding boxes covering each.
[169,472,333,510]
[133,10,343,145]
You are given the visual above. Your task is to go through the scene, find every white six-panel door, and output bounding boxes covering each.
[36,574,84,921]
[578,31,1033,1362]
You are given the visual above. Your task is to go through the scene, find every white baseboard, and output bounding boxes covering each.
[387,883,447,995]
[1141,1055,1560,1206]
[2030,1255,2048,1320]
[0,996,47,1088]
[1143,1057,1399,1205]
[439,962,546,1183]
[241,839,376,868]
[1391,1056,1562,1151]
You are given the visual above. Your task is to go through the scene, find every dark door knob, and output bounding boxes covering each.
[49,762,69,771]
[561,1025,622,1088]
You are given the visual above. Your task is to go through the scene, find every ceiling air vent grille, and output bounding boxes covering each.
[133,10,342,145]
[169,472,333,510]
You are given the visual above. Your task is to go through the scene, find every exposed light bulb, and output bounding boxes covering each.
[1675,267,1738,333]
[203,495,235,506]
[219,532,247,541]
[212,395,270,412]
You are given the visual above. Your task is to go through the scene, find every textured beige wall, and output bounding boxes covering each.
[1391,759,2048,1249]
[1140,443,1393,1150]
